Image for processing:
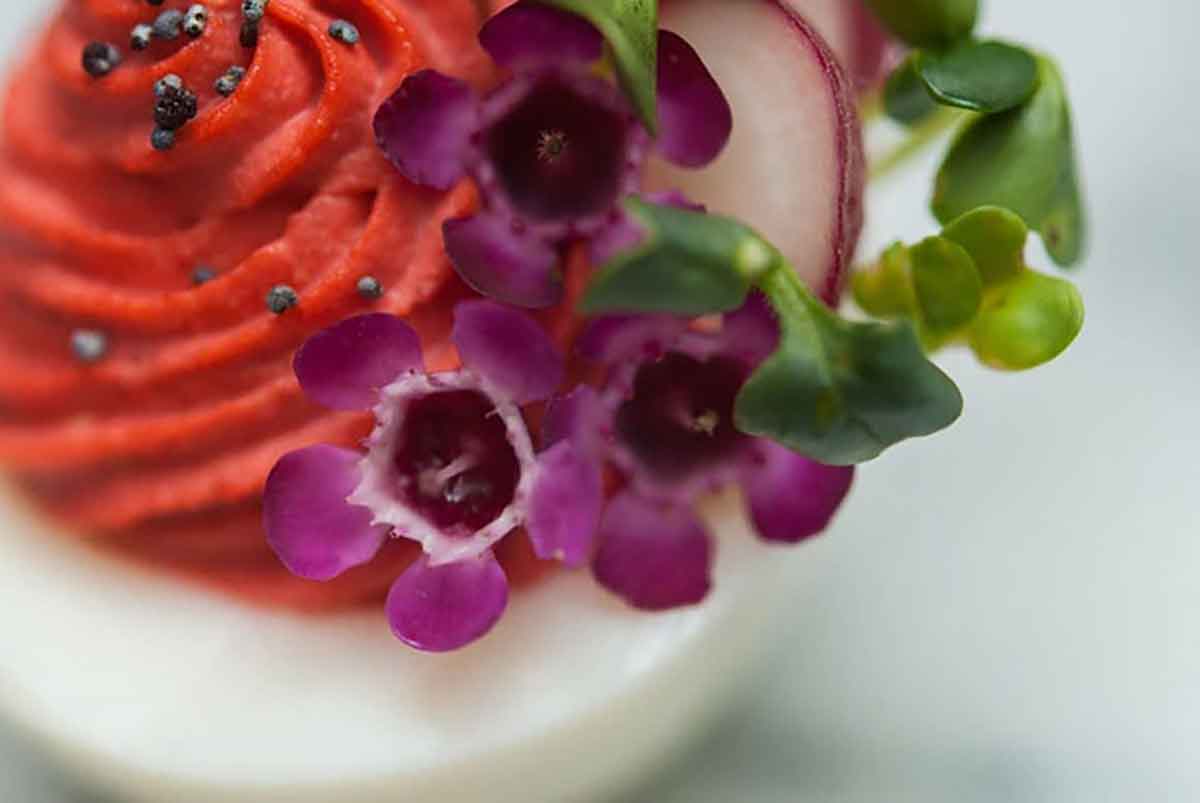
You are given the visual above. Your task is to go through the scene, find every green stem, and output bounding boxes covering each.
[758,259,834,360]
[868,107,962,183]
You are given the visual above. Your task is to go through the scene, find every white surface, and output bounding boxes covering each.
[0,485,795,803]
[1,0,1199,801]
[627,1,1200,800]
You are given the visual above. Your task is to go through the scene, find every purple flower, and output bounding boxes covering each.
[373,1,733,309]
[552,299,856,611]
[263,302,592,652]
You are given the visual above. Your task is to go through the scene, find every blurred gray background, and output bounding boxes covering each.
[2,0,1197,801]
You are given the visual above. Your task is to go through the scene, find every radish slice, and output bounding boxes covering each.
[784,0,856,66]
[651,0,866,303]
[783,0,890,90]
[845,1,891,90]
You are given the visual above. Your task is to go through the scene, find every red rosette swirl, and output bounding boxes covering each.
[0,0,561,609]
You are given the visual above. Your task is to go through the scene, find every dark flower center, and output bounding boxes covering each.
[392,390,520,535]
[616,353,749,482]
[537,129,568,163]
[486,78,630,222]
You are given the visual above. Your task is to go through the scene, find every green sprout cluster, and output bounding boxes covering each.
[854,207,1084,370]
[541,0,1087,467]
[872,0,1086,267]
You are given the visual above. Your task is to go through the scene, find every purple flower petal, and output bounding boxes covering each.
[443,214,562,309]
[542,385,608,452]
[673,293,780,366]
[452,300,564,404]
[655,30,733,168]
[479,2,604,70]
[294,314,423,411]
[592,492,713,611]
[744,441,854,544]
[374,70,478,190]
[588,213,647,268]
[590,190,705,266]
[719,293,780,365]
[385,551,509,652]
[264,445,388,581]
[527,441,603,568]
[577,314,688,364]
[647,189,707,211]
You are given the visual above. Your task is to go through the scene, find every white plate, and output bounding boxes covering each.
[0,485,807,803]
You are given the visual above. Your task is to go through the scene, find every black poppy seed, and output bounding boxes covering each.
[154,84,198,130]
[242,0,269,23]
[240,20,260,48]
[81,42,121,78]
[356,275,383,300]
[214,65,246,96]
[147,0,165,6]
[71,329,108,363]
[183,5,209,38]
[266,285,299,314]
[153,9,185,40]
[328,20,360,45]
[130,24,153,51]
[191,266,217,285]
[150,127,176,151]
[154,73,183,98]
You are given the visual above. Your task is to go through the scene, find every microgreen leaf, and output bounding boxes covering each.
[853,242,916,319]
[538,0,659,133]
[969,270,1084,370]
[933,56,1086,267]
[736,268,964,466]
[909,236,983,335]
[853,238,981,350]
[863,0,978,49]
[853,205,1082,371]
[917,40,1039,114]
[1041,148,1086,267]
[940,206,1028,286]
[581,198,769,316]
[884,55,940,126]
